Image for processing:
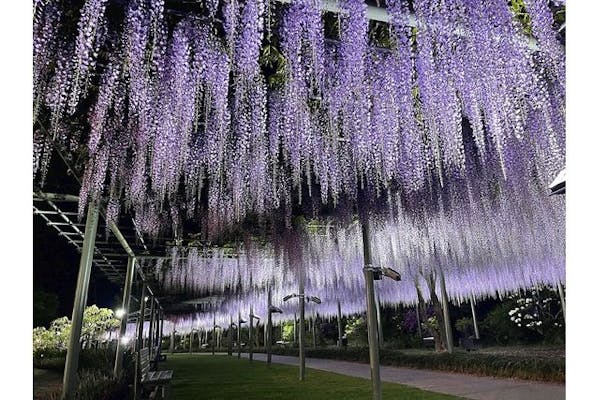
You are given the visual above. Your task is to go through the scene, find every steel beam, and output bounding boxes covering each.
[61,202,100,400]
[276,0,538,50]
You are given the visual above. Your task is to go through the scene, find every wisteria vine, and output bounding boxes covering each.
[33,0,565,328]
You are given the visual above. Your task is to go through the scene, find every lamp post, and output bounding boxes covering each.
[283,292,321,381]
[361,217,402,400]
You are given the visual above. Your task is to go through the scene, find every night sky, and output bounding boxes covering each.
[33,207,120,326]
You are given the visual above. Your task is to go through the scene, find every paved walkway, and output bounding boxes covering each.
[241,353,565,400]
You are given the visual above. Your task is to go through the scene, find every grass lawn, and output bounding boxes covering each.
[164,354,463,400]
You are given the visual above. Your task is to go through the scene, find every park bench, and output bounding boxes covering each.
[139,347,173,399]
[149,346,167,369]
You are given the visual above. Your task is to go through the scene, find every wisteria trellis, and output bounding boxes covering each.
[33,0,565,331]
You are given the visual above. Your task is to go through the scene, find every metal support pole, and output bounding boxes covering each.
[267,288,273,364]
[158,311,164,357]
[61,202,99,400]
[189,331,193,353]
[155,307,160,349]
[299,280,306,381]
[249,307,254,361]
[312,316,317,348]
[228,316,233,356]
[212,314,217,356]
[415,304,423,339]
[134,283,147,400]
[114,256,136,378]
[470,294,480,340]
[439,270,454,353]
[557,283,566,321]
[293,312,297,345]
[375,288,383,349]
[337,301,343,348]
[362,219,382,400]
[170,329,175,354]
[237,311,242,359]
[148,296,155,358]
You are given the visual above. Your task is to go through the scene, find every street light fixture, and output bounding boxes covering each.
[306,296,322,304]
[283,293,322,304]
[364,266,402,281]
[115,308,126,319]
[283,294,296,302]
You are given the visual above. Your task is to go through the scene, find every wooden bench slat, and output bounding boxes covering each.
[138,346,174,388]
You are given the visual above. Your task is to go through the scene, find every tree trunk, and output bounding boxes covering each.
[423,272,447,352]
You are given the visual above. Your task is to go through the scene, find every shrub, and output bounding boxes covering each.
[344,315,368,346]
[73,370,130,400]
[271,347,564,382]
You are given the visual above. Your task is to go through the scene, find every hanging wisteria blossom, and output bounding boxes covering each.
[33,0,565,327]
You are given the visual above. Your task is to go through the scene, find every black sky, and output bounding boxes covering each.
[34,216,121,321]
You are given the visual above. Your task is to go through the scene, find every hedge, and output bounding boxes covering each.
[270,347,564,383]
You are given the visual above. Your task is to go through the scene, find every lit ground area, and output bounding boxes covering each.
[164,354,463,400]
